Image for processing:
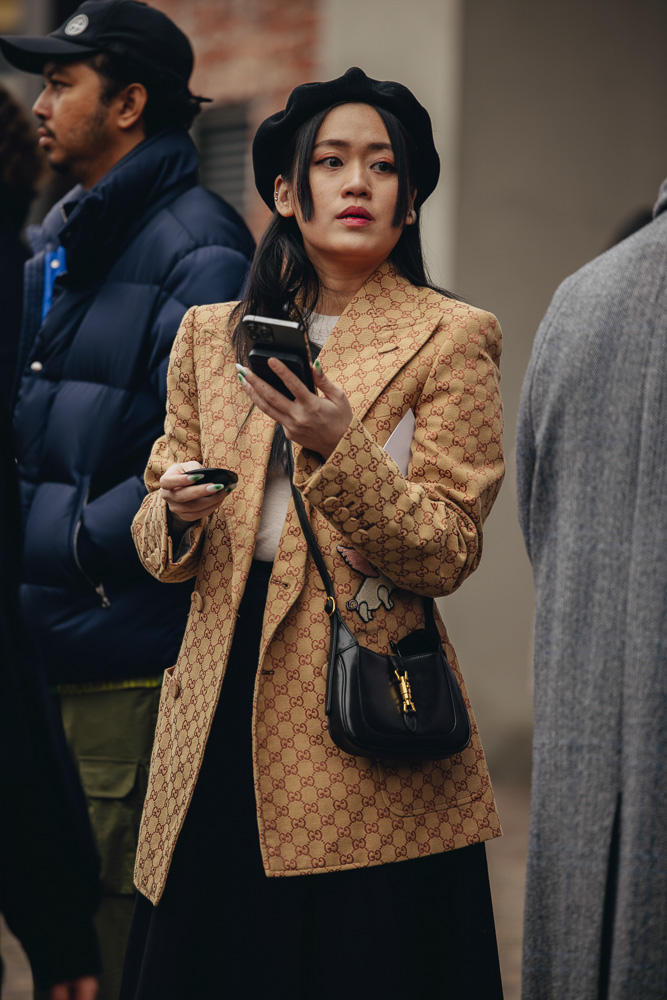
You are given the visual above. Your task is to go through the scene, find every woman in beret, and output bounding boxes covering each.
[122,68,505,999]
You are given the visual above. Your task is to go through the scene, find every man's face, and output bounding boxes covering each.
[33,60,115,189]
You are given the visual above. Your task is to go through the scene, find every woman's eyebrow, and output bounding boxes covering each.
[313,138,393,152]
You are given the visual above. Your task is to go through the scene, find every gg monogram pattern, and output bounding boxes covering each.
[131,262,504,903]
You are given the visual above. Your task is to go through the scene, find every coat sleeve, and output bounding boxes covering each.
[147,245,250,403]
[131,306,209,583]
[516,280,569,564]
[293,310,504,597]
[79,247,250,583]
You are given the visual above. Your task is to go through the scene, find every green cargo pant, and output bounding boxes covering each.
[43,682,161,1000]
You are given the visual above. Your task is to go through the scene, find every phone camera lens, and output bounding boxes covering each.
[259,324,273,343]
[246,322,260,341]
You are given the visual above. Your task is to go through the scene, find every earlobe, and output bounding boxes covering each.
[274,175,295,217]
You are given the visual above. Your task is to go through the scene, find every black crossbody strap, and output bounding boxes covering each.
[286,443,336,605]
[285,442,439,636]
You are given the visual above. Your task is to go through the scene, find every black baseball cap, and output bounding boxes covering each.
[253,67,440,211]
[0,0,196,95]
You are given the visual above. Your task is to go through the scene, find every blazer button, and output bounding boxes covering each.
[322,497,339,512]
[191,591,204,612]
[170,676,181,698]
[332,507,350,523]
[353,529,370,543]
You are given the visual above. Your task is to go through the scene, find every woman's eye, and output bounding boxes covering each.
[316,156,343,168]
[372,161,396,173]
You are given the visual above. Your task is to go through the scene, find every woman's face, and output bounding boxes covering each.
[276,103,412,277]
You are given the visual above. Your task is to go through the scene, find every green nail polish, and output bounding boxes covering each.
[206,483,224,492]
[187,473,204,482]
[314,359,322,372]
[237,372,246,385]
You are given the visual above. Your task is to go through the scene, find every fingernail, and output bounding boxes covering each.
[187,473,204,482]
[235,363,249,376]
[206,483,224,492]
[237,372,247,386]
[225,484,237,494]
[314,359,322,373]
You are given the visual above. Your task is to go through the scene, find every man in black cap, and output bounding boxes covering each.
[0,4,254,996]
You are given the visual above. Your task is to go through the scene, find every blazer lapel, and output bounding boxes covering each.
[316,262,444,420]
[224,405,274,566]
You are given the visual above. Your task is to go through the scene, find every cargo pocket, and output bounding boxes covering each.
[78,756,148,895]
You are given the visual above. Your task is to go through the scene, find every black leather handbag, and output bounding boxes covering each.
[287,446,471,761]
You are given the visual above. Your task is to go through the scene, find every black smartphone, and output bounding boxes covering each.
[192,467,238,488]
[241,314,315,399]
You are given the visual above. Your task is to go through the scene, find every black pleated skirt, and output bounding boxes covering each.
[121,561,503,1000]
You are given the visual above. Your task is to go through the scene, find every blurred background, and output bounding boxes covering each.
[3,1,667,996]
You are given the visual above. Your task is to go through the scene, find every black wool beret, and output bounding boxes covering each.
[252,66,440,211]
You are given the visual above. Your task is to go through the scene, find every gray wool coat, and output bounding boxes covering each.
[517,179,667,1000]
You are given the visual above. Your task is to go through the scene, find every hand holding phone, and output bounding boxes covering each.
[236,322,353,462]
[159,462,238,529]
[242,314,315,399]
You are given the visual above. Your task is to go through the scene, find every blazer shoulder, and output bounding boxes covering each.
[174,301,239,364]
[420,289,502,361]
[189,300,239,339]
[190,300,239,322]
[410,284,499,325]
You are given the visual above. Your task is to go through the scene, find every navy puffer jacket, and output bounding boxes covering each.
[13,129,254,685]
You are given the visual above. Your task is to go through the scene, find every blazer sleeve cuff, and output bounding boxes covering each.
[132,491,207,582]
[293,414,402,545]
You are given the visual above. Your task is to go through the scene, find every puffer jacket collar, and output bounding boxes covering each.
[26,185,84,256]
[44,128,199,286]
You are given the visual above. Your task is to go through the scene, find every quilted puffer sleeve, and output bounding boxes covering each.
[147,246,250,404]
[293,310,504,597]
[131,306,207,582]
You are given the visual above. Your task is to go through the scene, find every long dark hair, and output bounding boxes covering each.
[232,102,459,465]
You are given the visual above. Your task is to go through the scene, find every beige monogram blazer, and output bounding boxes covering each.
[131,262,504,904]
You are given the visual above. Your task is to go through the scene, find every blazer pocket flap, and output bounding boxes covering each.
[78,756,139,799]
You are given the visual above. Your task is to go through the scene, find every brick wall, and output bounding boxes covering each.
[151,0,321,238]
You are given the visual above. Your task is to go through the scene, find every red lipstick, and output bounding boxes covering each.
[337,206,373,220]
[337,206,373,227]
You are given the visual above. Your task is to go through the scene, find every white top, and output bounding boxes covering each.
[254,313,340,563]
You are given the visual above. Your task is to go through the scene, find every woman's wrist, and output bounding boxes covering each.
[167,507,194,543]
